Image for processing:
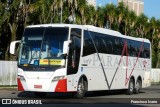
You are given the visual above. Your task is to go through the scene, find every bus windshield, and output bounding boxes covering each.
[18,27,69,68]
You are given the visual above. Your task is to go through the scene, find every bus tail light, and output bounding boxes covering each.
[18,75,26,81]
[52,76,65,82]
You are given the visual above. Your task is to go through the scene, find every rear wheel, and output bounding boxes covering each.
[134,79,142,94]
[34,92,46,98]
[125,78,134,95]
[74,78,87,99]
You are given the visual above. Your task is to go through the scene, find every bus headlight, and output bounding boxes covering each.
[52,75,65,82]
[18,75,26,81]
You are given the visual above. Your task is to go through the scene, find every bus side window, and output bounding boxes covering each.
[144,43,150,58]
[127,40,132,56]
[114,37,123,55]
[94,33,102,53]
[107,37,113,54]
[83,30,96,56]
[102,37,108,54]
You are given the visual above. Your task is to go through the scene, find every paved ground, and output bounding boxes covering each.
[0,85,160,107]
[0,85,160,98]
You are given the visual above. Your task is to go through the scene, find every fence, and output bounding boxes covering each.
[0,61,160,85]
[0,61,17,85]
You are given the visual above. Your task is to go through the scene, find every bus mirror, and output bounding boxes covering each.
[10,40,21,55]
[63,40,71,55]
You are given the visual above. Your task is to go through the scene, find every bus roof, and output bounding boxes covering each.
[26,24,150,43]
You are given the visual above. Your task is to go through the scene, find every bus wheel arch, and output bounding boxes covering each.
[74,75,88,99]
[134,76,142,94]
[125,76,135,95]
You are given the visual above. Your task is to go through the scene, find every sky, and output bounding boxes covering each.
[96,0,160,20]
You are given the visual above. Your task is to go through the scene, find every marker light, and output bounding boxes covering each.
[18,75,26,81]
[52,75,65,82]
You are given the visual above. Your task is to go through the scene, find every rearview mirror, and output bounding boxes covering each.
[10,40,21,55]
[63,40,72,55]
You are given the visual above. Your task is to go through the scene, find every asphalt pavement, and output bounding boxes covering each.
[0,85,159,107]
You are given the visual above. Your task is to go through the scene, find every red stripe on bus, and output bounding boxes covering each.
[17,78,24,91]
[125,41,144,86]
[112,40,144,87]
[55,79,67,92]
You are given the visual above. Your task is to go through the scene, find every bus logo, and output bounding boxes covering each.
[2,99,11,104]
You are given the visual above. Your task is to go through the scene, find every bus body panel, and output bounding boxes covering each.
[143,71,151,88]
[13,24,151,95]
[79,53,151,91]
[17,68,67,92]
[67,74,78,92]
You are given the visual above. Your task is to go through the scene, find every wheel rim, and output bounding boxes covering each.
[78,82,84,95]
[130,82,134,92]
[136,82,140,90]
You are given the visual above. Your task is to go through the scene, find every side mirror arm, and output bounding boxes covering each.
[63,40,72,55]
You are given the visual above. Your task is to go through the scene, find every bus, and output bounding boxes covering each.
[10,24,151,98]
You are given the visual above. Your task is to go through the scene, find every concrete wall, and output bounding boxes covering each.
[0,61,17,85]
[151,69,160,83]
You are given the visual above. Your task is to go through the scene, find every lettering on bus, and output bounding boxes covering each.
[82,54,151,70]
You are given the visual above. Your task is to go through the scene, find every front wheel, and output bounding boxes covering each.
[74,78,87,99]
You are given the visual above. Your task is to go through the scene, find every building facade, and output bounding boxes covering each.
[86,0,96,8]
[118,0,144,16]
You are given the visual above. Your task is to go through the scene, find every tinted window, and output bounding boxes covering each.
[83,30,96,56]
[143,43,150,58]
[83,30,150,58]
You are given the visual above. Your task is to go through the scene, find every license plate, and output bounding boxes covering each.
[34,85,42,89]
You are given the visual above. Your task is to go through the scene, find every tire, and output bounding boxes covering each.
[74,78,87,99]
[125,78,134,95]
[34,92,46,98]
[134,79,142,94]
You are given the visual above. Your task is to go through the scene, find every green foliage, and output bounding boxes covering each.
[152,49,158,68]
[0,0,160,68]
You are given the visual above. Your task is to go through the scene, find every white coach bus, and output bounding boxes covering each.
[10,24,151,98]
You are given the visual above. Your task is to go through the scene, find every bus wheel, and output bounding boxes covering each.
[125,79,134,95]
[134,79,142,94]
[34,92,46,98]
[74,78,87,99]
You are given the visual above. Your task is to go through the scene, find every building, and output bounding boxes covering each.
[86,0,96,8]
[118,0,144,16]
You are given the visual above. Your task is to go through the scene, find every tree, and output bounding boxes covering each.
[77,0,87,24]
[104,3,116,29]
[96,6,105,27]
[50,0,65,23]
[67,0,78,23]
[85,5,96,25]
[32,0,51,24]
[125,10,137,36]
[156,19,160,68]
[135,14,148,38]
[149,17,160,68]
[116,2,126,33]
